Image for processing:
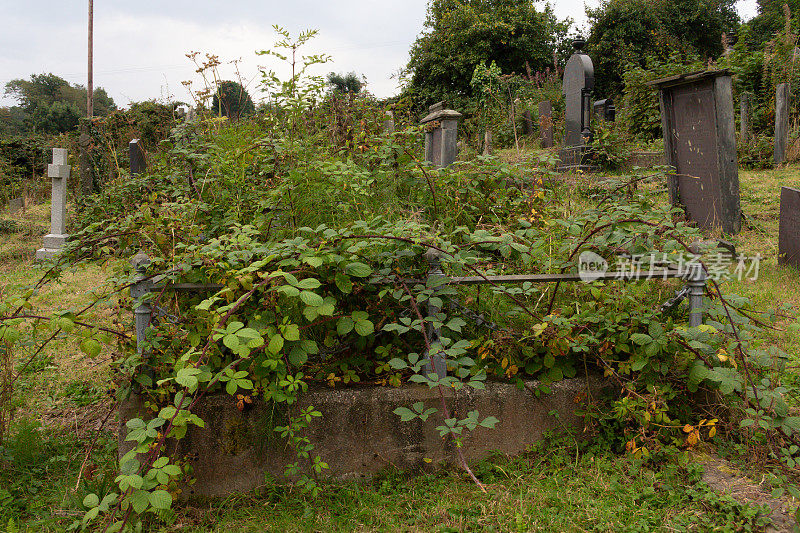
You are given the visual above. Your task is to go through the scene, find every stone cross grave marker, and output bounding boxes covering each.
[129,139,146,175]
[779,186,800,269]
[774,83,790,165]
[538,100,553,148]
[36,148,70,260]
[420,102,462,168]
[562,37,594,148]
[649,70,741,234]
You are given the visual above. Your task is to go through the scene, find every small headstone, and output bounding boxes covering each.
[483,130,493,156]
[649,69,741,234]
[593,99,615,122]
[779,186,800,269]
[420,102,462,168]
[538,100,553,149]
[774,83,790,165]
[129,139,146,175]
[187,107,197,122]
[36,148,70,260]
[740,93,751,143]
[382,110,395,134]
[7,197,23,215]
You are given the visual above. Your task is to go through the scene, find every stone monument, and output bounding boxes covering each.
[779,186,800,269]
[36,149,70,260]
[740,93,751,143]
[129,139,146,175]
[538,100,553,149]
[649,70,741,234]
[420,102,462,168]
[774,83,790,165]
[383,110,395,134]
[558,37,595,169]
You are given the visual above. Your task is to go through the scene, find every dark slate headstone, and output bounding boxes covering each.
[649,70,741,234]
[562,37,594,147]
[779,186,800,269]
[538,100,553,149]
[129,139,146,175]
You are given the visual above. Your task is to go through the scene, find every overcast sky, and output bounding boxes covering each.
[0,0,759,109]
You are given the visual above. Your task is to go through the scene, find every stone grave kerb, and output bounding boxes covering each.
[420,101,462,168]
[36,148,70,260]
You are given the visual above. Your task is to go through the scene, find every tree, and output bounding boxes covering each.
[326,72,362,94]
[402,0,571,110]
[3,73,116,134]
[744,0,800,47]
[211,81,255,121]
[587,0,739,99]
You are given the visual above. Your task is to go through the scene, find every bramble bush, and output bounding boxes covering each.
[1,27,799,531]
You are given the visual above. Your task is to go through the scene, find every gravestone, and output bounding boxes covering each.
[129,139,146,175]
[483,130,493,156]
[558,37,594,169]
[382,110,395,134]
[774,83,790,165]
[7,197,23,215]
[538,100,553,148]
[420,102,462,168]
[779,186,800,269]
[740,93,751,143]
[36,148,70,260]
[649,70,741,234]
[593,99,615,122]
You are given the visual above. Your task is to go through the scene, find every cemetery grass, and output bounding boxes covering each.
[2,164,800,531]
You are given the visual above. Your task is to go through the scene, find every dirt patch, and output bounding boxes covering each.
[698,454,798,532]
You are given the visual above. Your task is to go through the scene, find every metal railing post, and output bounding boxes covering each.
[424,249,447,379]
[687,264,707,328]
[130,252,153,358]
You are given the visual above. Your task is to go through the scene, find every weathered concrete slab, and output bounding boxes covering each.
[120,375,607,499]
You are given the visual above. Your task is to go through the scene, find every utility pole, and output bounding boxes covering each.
[87,0,93,118]
[79,0,94,195]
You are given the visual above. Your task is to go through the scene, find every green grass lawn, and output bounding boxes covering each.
[1,161,799,531]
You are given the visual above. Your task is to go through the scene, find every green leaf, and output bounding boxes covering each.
[283,324,300,341]
[337,317,354,335]
[345,262,372,278]
[131,490,150,514]
[300,291,324,307]
[148,490,172,510]
[479,416,500,428]
[393,407,417,422]
[83,494,99,509]
[295,278,321,289]
[268,334,284,354]
[335,273,353,293]
[80,339,102,358]
[630,333,652,345]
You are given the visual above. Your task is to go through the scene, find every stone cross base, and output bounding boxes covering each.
[36,233,69,260]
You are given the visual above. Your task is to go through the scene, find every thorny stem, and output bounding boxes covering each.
[398,277,486,492]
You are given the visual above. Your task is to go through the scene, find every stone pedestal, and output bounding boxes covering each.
[420,102,462,168]
[36,148,70,260]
